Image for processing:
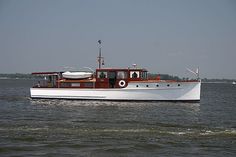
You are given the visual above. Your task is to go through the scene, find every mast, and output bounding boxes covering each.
[97,40,104,69]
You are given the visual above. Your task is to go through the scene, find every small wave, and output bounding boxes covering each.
[158,128,236,137]
[77,128,236,137]
[1,126,236,138]
[99,129,152,133]
[0,127,49,132]
[161,128,236,137]
[163,131,189,135]
[199,129,236,136]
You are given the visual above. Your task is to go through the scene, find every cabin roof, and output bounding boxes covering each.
[96,68,148,71]
[32,68,148,76]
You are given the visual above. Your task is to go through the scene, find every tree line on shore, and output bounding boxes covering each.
[0,73,234,82]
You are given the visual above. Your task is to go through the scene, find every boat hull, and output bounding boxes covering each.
[30,81,201,101]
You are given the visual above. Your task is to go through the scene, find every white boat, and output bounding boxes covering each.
[62,71,93,79]
[31,67,201,101]
[233,81,236,85]
[31,80,201,101]
[30,41,201,101]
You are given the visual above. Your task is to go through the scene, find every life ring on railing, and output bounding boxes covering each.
[119,80,126,88]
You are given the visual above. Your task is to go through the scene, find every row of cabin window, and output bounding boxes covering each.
[97,71,147,79]
[136,84,181,87]
[60,82,93,88]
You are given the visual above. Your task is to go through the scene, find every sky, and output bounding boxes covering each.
[0,0,236,79]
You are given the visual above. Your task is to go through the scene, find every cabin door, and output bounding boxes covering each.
[108,71,116,88]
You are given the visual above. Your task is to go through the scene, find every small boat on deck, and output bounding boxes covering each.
[30,41,201,101]
[62,71,93,79]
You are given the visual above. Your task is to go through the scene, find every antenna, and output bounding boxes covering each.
[83,67,94,73]
[97,40,104,69]
[186,67,200,80]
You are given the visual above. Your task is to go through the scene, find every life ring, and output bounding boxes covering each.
[119,80,126,87]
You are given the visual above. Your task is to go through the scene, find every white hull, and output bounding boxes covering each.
[30,81,201,101]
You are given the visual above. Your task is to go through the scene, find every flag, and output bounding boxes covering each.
[196,67,199,74]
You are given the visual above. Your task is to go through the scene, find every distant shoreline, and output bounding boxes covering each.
[201,82,233,84]
[0,73,234,83]
[0,74,37,80]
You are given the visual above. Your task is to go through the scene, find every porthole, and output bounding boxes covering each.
[146,85,149,87]
[156,84,159,87]
[167,84,170,87]
[136,85,139,87]
[178,84,180,86]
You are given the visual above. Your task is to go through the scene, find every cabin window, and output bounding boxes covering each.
[71,83,80,87]
[84,82,93,88]
[60,83,71,87]
[108,71,116,79]
[130,71,140,78]
[167,84,170,87]
[97,71,107,78]
[156,84,159,87]
[178,84,180,86]
[117,71,128,79]
[141,71,148,79]
[48,76,52,82]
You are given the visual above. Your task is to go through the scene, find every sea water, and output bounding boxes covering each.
[0,79,235,156]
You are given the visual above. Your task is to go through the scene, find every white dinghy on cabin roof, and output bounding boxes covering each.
[62,71,93,79]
